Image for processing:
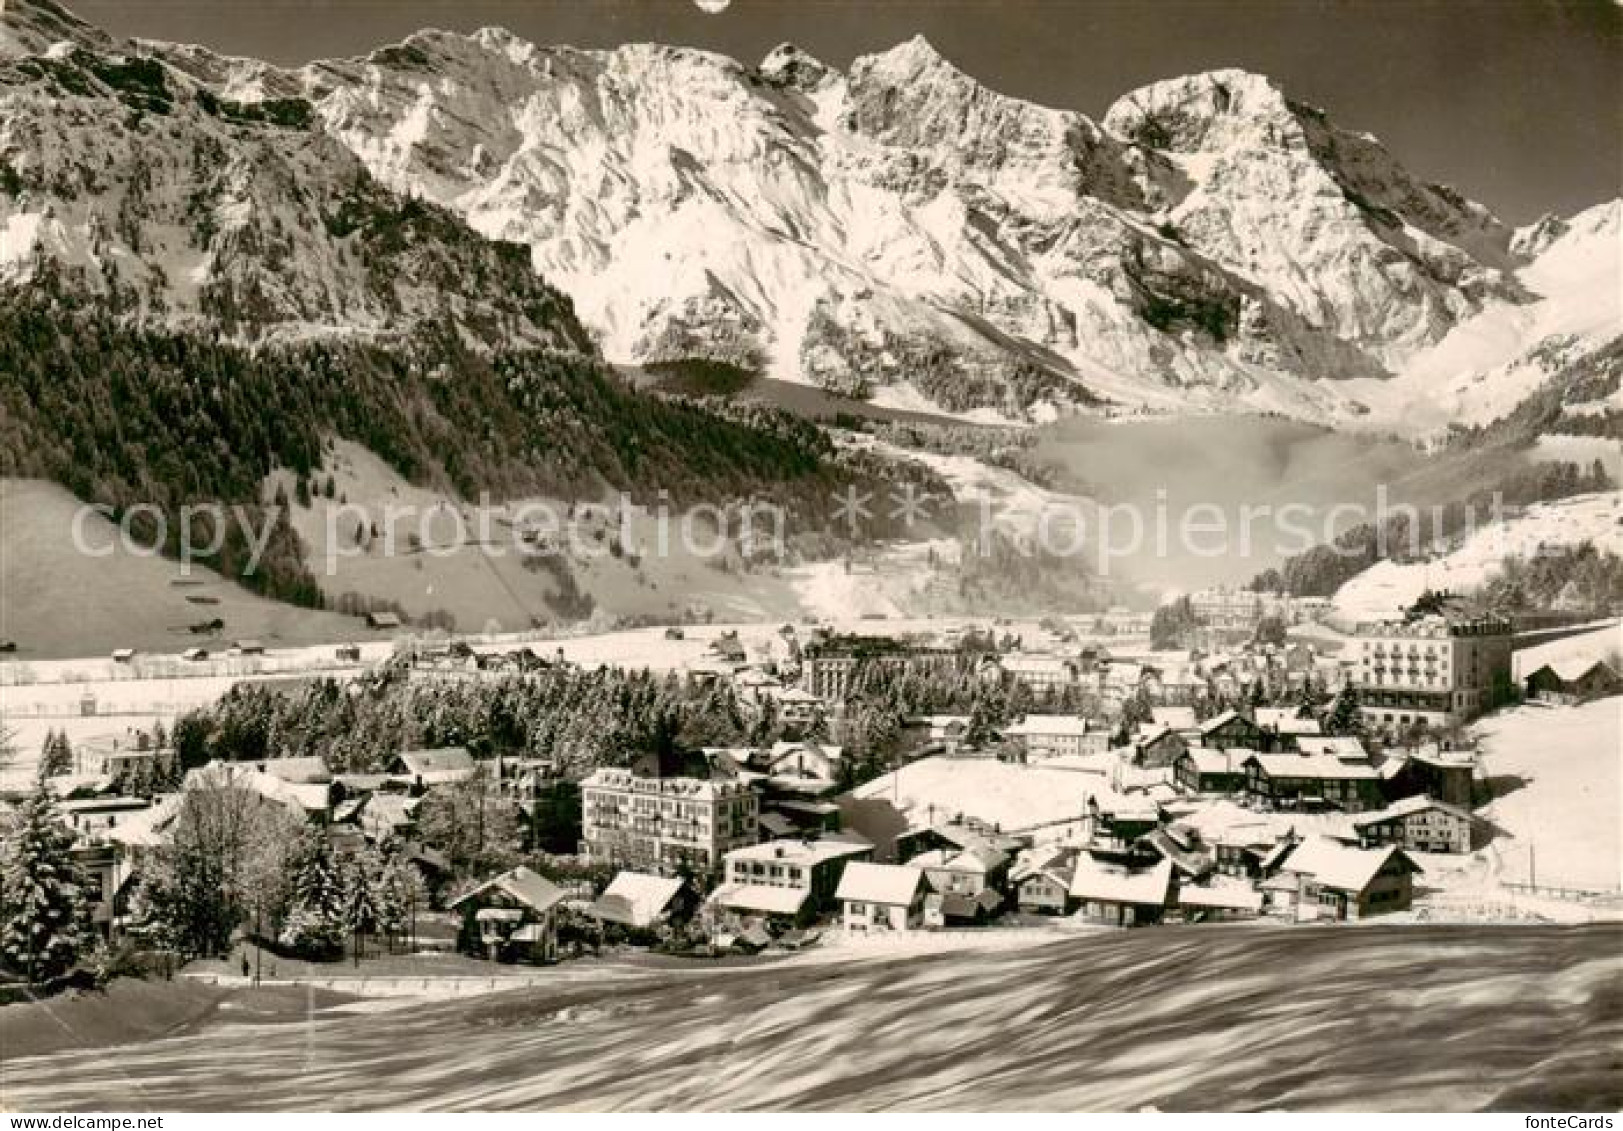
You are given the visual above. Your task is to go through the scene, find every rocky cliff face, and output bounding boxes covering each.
[1,1,1612,431]
[0,3,592,351]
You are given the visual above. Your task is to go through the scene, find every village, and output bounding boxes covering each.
[2,583,1617,998]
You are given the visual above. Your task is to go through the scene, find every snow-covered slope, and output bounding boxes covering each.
[1333,199,1621,434]
[1333,491,1623,621]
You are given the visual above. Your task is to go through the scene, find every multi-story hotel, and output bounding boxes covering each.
[800,636,963,701]
[1352,613,1513,733]
[579,768,759,874]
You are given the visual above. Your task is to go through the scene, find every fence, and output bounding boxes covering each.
[181,973,556,998]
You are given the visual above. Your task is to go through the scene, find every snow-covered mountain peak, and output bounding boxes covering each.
[757,42,834,91]
[0,0,108,60]
[1104,68,1300,154]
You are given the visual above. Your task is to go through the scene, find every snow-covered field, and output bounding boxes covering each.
[848,755,1109,835]
[12,922,1619,1111]
[1333,491,1623,621]
[1473,698,1621,893]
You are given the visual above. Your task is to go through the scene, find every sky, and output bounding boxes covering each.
[64,0,1623,223]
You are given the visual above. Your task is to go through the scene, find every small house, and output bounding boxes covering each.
[1129,725,1188,769]
[836,862,926,932]
[449,866,566,963]
[1197,710,1264,751]
[1174,746,1246,795]
[1270,837,1421,921]
[364,611,403,630]
[1011,846,1078,915]
[1524,659,1622,705]
[388,746,478,789]
[588,871,690,932]
[1352,796,1473,854]
[1067,854,1173,927]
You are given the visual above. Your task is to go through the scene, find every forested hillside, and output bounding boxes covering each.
[0,294,951,606]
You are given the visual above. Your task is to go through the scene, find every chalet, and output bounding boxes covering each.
[769,687,823,727]
[111,648,136,663]
[1212,830,1278,879]
[1267,838,1421,921]
[924,886,1004,926]
[1524,659,1623,705]
[1067,854,1173,927]
[184,760,330,823]
[915,843,1012,902]
[1175,877,1263,921]
[449,866,566,963]
[588,872,690,931]
[712,836,873,926]
[1011,846,1078,914]
[233,639,266,656]
[764,740,845,785]
[364,611,402,630]
[335,644,361,662]
[836,862,926,932]
[1002,714,1105,760]
[1085,793,1162,853]
[1242,750,1383,813]
[1197,710,1265,751]
[1174,746,1247,795]
[1382,744,1477,808]
[1352,796,1473,854]
[388,746,478,788]
[1128,725,1188,769]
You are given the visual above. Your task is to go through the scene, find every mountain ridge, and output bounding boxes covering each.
[1,0,1616,436]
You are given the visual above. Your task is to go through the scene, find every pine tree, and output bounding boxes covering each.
[39,731,72,778]
[1,780,92,981]
[341,847,382,964]
[278,830,346,958]
[1324,686,1366,738]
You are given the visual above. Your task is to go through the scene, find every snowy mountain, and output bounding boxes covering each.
[0,1,593,350]
[2,0,1616,430]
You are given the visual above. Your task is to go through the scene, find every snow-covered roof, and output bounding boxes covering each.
[392,746,476,782]
[450,865,566,915]
[1183,746,1245,775]
[1279,837,1419,893]
[726,837,871,867]
[1068,855,1172,905]
[1295,736,1370,761]
[1199,710,1257,735]
[836,862,924,906]
[1244,752,1379,782]
[262,756,332,785]
[710,883,809,917]
[1178,878,1263,912]
[1004,714,1095,738]
[589,872,686,928]
[1352,796,1473,827]
[1254,709,1324,736]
